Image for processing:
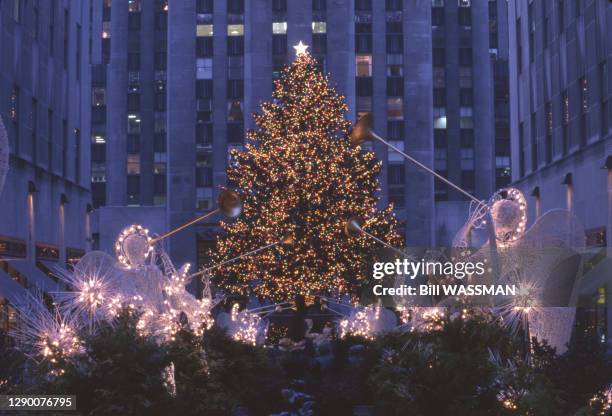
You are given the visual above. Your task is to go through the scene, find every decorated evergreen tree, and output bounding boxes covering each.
[213,46,401,301]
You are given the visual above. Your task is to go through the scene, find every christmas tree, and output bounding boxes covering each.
[213,47,401,301]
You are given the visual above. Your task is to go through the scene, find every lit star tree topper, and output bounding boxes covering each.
[212,48,402,301]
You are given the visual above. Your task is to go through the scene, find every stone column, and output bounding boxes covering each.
[166,1,197,266]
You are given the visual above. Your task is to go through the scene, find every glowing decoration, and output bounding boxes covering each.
[213,51,401,300]
[0,115,9,194]
[10,294,83,370]
[338,304,396,339]
[115,225,154,269]
[228,303,266,346]
[55,251,118,330]
[163,362,177,397]
[489,188,527,246]
[293,41,309,55]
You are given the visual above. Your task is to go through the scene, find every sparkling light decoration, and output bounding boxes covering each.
[10,294,83,369]
[55,252,118,330]
[213,49,401,301]
[228,303,265,346]
[115,225,154,269]
[339,304,396,339]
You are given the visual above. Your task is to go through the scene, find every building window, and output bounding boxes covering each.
[356,55,372,77]
[460,147,474,170]
[458,7,471,26]
[516,18,522,73]
[434,148,447,170]
[600,61,609,137]
[196,58,213,80]
[433,48,445,67]
[432,6,444,27]
[434,88,446,106]
[386,78,403,97]
[580,76,588,144]
[387,121,404,141]
[227,24,244,36]
[459,107,473,129]
[273,22,287,34]
[197,24,213,37]
[312,21,326,34]
[388,187,405,209]
[128,0,141,13]
[356,78,373,96]
[228,56,244,79]
[545,101,552,162]
[228,36,244,55]
[530,112,537,170]
[228,101,243,122]
[459,67,472,88]
[459,48,472,66]
[387,98,403,120]
[154,112,166,134]
[518,121,525,176]
[356,97,372,114]
[558,0,564,33]
[387,54,403,77]
[459,88,473,106]
[433,67,445,88]
[434,107,447,129]
[128,73,140,94]
[127,154,140,175]
[127,113,141,134]
[562,90,569,155]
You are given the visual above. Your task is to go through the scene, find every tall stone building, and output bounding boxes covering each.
[508,0,611,350]
[0,0,92,329]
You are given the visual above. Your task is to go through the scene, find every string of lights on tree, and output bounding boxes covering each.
[210,48,401,301]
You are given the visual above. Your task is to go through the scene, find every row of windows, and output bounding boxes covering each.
[518,67,609,176]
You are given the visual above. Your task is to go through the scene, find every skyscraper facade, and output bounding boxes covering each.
[0,0,92,329]
[508,0,611,350]
[91,0,509,269]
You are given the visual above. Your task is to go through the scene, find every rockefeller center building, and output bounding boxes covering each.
[0,0,93,329]
[508,0,611,349]
[90,0,510,270]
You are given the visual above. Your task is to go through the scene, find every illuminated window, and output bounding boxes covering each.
[272,22,287,34]
[434,107,446,129]
[127,113,141,134]
[227,24,244,36]
[127,154,140,174]
[197,24,213,37]
[387,98,403,120]
[312,21,326,33]
[356,54,372,77]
